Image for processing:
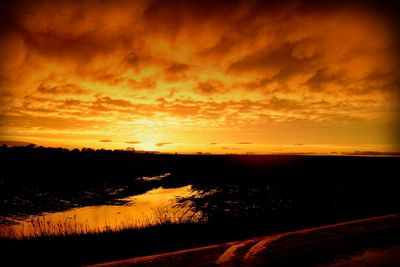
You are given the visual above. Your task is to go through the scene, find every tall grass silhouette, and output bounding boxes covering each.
[1,207,202,239]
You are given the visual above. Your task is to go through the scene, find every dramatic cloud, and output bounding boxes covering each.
[193,80,226,95]
[0,0,399,153]
[156,142,173,147]
[37,83,87,95]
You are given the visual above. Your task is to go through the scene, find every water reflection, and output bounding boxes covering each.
[177,184,291,223]
[0,185,197,239]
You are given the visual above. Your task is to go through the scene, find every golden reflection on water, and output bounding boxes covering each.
[0,185,198,239]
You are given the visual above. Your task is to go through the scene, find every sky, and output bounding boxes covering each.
[0,0,399,154]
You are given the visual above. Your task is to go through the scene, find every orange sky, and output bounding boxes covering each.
[0,0,399,154]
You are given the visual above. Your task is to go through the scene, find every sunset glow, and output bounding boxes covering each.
[0,0,399,154]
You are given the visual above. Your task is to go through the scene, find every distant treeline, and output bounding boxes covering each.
[1,144,399,187]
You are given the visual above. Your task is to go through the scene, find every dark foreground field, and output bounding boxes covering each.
[0,145,399,266]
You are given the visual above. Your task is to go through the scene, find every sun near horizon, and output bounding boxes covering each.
[1,1,399,155]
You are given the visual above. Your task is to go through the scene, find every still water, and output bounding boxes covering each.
[0,185,197,239]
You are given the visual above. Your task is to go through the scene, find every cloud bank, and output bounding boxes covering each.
[0,0,399,152]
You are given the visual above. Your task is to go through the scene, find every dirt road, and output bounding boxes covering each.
[86,214,400,267]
